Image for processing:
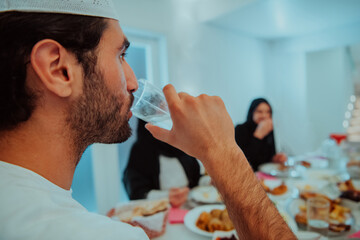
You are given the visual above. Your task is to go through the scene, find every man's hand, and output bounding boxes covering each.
[253,119,273,139]
[145,84,238,169]
[169,187,189,208]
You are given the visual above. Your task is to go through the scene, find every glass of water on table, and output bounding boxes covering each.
[307,196,330,236]
[131,79,173,130]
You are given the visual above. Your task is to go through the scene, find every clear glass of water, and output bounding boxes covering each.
[307,197,330,236]
[131,79,173,130]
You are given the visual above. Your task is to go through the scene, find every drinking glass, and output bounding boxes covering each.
[307,197,330,236]
[131,79,173,130]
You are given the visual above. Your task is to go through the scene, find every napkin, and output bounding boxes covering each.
[348,230,360,238]
[256,171,277,180]
[168,208,188,224]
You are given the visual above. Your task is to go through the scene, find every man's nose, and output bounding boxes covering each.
[124,61,138,93]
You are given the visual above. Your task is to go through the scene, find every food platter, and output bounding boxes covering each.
[184,204,299,238]
[184,204,228,237]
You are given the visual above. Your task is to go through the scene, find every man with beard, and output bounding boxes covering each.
[0,1,296,240]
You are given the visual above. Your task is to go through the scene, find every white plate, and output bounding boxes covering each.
[292,179,329,193]
[295,231,327,240]
[263,179,297,201]
[301,157,329,169]
[303,169,349,183]
[259,163,304,178]
[259,163,288,177]
[291,155,329,169]
[184,204,227,237]
[190,186,222,204]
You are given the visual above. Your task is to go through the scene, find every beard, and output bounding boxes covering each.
[66,66,133,157]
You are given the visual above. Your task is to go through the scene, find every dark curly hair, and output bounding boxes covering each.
[0,12,108,131]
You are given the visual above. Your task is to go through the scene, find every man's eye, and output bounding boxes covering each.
[119,52,127,62]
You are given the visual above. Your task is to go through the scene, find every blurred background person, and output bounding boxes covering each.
[235,98,287,171]
[123,120,201,208]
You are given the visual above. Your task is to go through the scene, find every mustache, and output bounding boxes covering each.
[129,93,134,108]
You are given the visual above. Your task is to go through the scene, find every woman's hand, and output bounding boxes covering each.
[253,119,273,139]
[106,208,115,218]
[169,187,189,208]
[272,153,287,164]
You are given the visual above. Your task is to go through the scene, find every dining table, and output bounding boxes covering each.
[153,206,360,240]
[154,223,209,240]
[151,156,360,240]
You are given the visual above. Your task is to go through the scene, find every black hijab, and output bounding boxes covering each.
[246,98,272,126]
[246,98,274,143]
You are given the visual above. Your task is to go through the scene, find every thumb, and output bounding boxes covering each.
[145,123,171,143]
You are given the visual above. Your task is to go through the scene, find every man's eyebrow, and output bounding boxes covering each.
[119,38,130,52]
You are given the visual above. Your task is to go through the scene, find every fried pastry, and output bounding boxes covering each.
[299,161,311,168]
[210,209,223,218]
[295,211,307,225]
[260,180,288,195]
[196,212,211,231]
[196,209,234,233]
[337,180,356,191]
[207,218,224,232]
[270,182,288,195]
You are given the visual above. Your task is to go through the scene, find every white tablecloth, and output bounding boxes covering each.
[154,223,209,240]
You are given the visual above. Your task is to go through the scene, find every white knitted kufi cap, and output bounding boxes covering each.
[0,0,119,20]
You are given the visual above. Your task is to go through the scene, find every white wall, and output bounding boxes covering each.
[263,48,310,154]
[306,47,354,148]
[263,44,356,154]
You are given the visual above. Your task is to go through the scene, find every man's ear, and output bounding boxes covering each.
[30,39,78,97]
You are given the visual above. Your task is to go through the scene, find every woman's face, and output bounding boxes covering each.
[252,102,271,124]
